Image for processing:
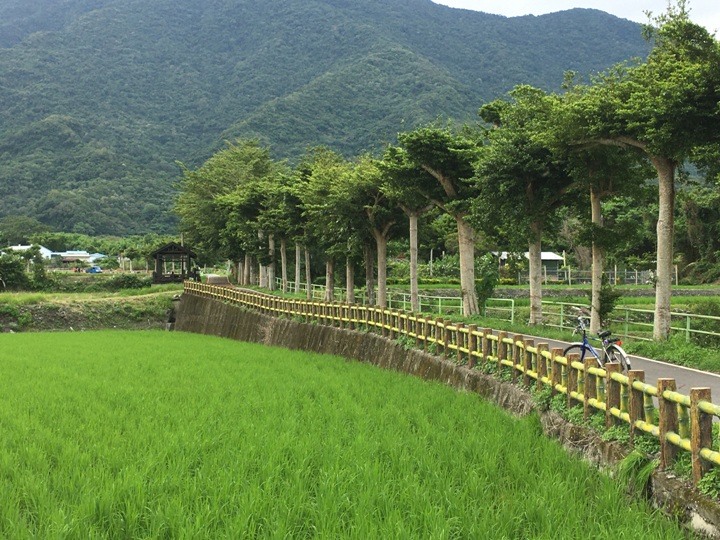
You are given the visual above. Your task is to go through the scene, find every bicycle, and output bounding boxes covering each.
[563,308,631,373]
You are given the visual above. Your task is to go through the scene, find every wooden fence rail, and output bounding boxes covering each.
[184,281,720,487]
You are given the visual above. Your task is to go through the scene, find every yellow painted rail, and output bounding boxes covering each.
[184,281,720,487]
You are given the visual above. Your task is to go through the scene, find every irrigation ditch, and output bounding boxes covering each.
[174,291,720,537]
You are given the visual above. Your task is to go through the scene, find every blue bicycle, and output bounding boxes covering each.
[563,308,631,374]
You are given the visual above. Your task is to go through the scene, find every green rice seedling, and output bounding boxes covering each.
[618,450,660,497]
[0,331,692,538]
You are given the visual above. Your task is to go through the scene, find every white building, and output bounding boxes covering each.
[3,244,53,259]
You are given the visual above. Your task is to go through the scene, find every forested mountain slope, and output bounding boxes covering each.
[0,0,650,234]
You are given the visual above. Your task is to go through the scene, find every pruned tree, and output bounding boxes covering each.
[475,86,574,325]
[567,2,720,339]
[397,126,482,316]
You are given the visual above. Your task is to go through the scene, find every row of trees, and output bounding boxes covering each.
[175,3,720,340]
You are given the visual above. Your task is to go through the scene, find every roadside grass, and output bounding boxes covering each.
[0,331,689,538]
[0,283,182,306]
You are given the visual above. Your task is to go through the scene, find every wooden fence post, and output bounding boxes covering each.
[627,370,645,445]
[584,358,596,420]
[455,323,465,364]
[443,320,452,358]
[512,335,524,381]
[482,329,492,364]
[691,387,713,485]
[550,347,564,394]
[522,339,534,386]
[497,331,508,372]
[558,349,585,409]
[422,316,430,352]
[605,363,621,428]
[536,343,548,389]
[564,349,577,406]
[658,378,678,470]
[467,325,478,369]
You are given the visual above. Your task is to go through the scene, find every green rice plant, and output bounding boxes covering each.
[0,331,690,538]
[671,451,693,479]
[617,450,659,497]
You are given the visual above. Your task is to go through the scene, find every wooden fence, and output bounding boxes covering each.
[184,281,720,487]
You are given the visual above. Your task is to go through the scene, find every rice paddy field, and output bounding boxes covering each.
[0,330,692,538]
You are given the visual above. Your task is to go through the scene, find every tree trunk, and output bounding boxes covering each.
[248,254,256,286]
[294,242,301,294]
[267,234,275,291]
[244,253,251,286]
[590,186,604,334]
[237,260,244,286]
[528,220,543,325]
[325,259,334,302]
[346,258,355,304]
[456,216,479,316]
[652,156,676,340]
[280,237,288,293]
[304,247,312,300]
[258,230,267,288]
[408,210,420,313]
[374,230,388,308]
[364,243,375,306]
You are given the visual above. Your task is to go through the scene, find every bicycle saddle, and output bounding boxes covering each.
[598,330,612,339]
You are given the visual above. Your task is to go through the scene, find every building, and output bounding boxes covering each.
[2,244,53,259]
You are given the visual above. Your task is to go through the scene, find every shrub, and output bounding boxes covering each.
[101,273,153,291]
[687,299,720,348]
[475,253,499,308]
[0,254,29,290]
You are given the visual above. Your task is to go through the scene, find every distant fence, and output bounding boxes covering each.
[516,268,675,286]
[185,281,720,488]
[274,277,720,342]
[542,301,720,343]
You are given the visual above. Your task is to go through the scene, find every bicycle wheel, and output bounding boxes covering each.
[605,345,631,374]
[563,344,600,367]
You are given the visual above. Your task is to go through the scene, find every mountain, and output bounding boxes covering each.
[0,0,650,235]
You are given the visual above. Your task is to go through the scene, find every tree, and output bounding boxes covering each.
[553,103,654,332]
[343,155,403,308]
[0,215,50,246]
[568,2,720,338]
[397,126,482,316]
[381,146,434,312]
[475,86,573,325]
[299,149,359,302]
[175,139,285,287]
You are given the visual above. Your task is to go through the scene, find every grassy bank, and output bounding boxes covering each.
[0,285,180,331]
[0,331,690,538]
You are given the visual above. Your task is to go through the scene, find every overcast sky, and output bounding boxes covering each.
[431,1,720,33]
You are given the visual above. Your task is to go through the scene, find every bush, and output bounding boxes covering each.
[475,253,499,307]
[687,299,720,348]
[100,274,153,291]
[589,274,622,327]
[0,254,30,290]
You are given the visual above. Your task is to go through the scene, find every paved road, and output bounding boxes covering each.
[530,335,720,402]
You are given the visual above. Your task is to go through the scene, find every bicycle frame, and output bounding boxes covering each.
[575,332,602,363]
